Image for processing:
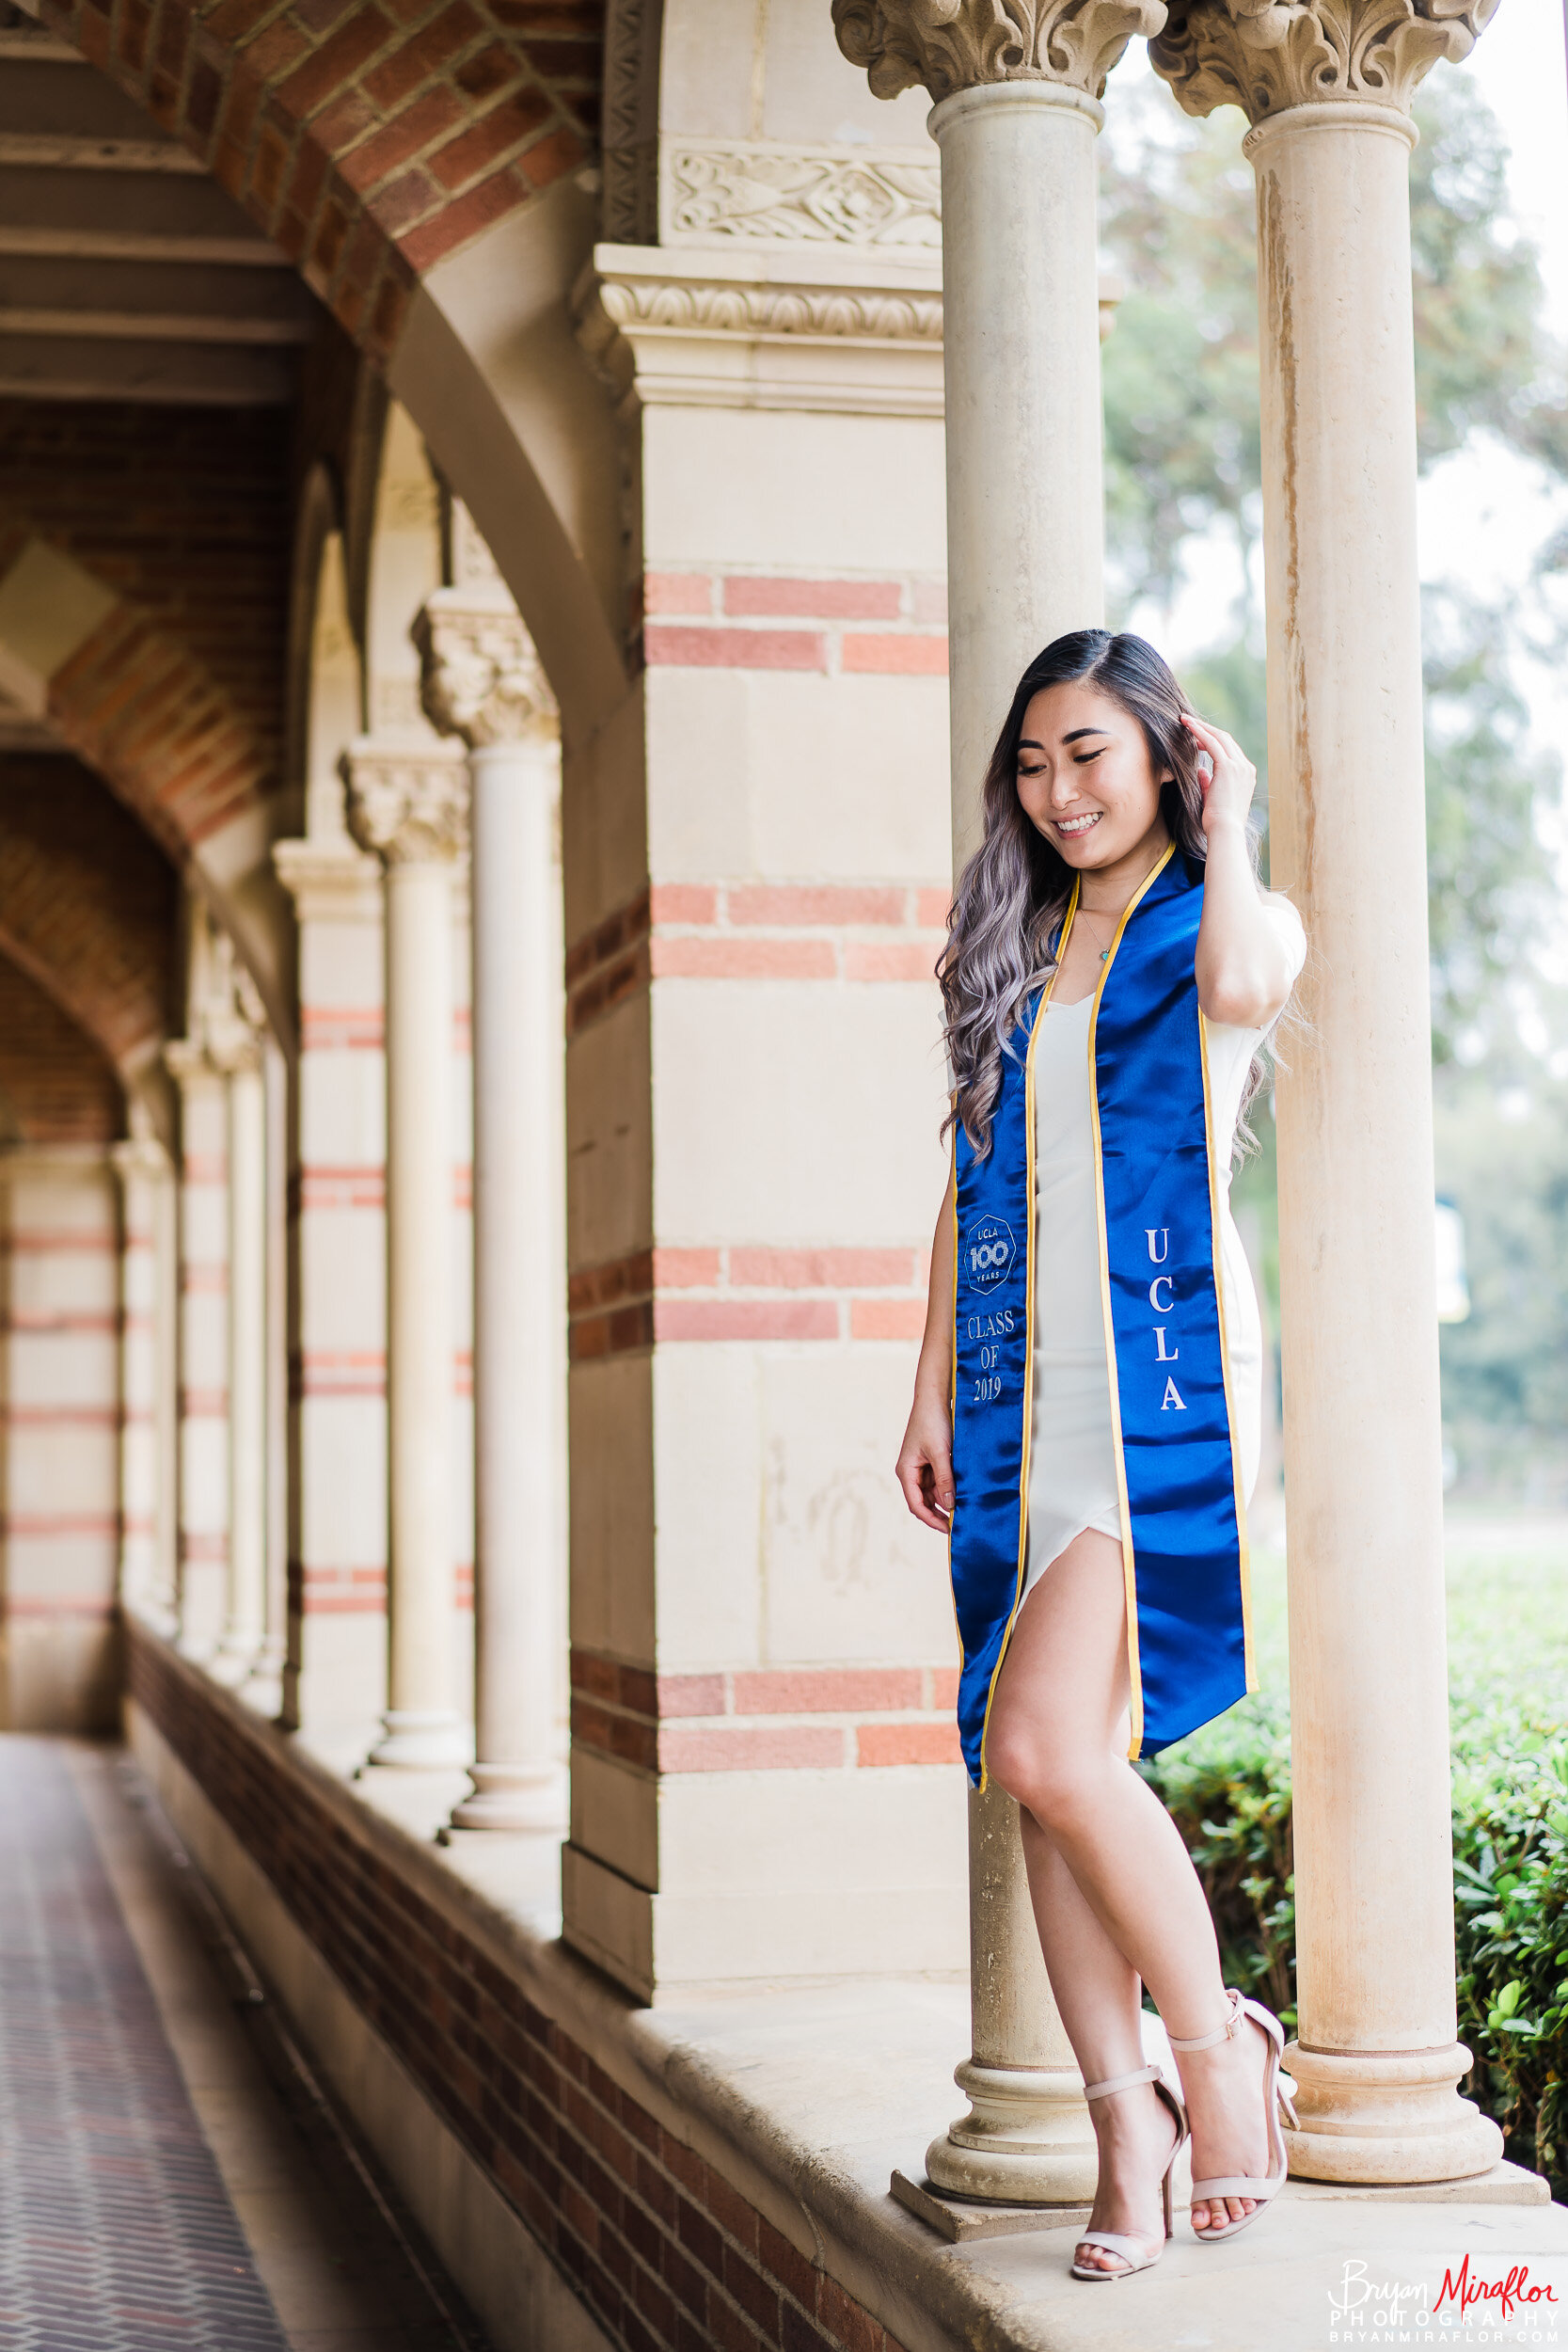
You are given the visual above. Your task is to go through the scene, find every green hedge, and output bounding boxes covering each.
[1141,1686,1568,2195]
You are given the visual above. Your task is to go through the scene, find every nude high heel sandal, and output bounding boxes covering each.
[1069,2064,1189,2282]
[1166,1985,1299,2245]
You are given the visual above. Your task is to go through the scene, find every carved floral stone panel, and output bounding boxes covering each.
[666,144,942,248]
[1148,0,1497,120]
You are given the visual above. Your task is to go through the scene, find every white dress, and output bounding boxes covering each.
[1021,899,1306,1606]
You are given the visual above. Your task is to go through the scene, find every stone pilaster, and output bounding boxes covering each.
[1149,0,1505,2187]
[345,738,472,1770]
[415,589,568,1836]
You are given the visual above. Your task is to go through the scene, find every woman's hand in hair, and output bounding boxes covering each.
[896,1388,955,1534]
[1183,710,1300,1029]
[1182,709,1257,840]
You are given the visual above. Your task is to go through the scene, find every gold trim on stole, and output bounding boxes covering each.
[1085,842,1177,1764]
[974,885,1076,1791]
[1198,1011,1257,1694]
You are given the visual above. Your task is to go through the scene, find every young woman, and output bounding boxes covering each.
[896,630,1306,2281]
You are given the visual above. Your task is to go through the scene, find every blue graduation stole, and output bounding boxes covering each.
[949,844,1253,1784]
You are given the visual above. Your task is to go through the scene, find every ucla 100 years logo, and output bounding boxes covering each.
[964,1216,1016,1295]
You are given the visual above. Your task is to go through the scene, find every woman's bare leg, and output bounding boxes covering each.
[987,1528,1272,2255]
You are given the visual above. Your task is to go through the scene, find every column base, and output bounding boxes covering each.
[925,2058,1099,2205]
[208,1639,261,1688]
[444,1761,564,1836]
[365,1709,471,1770]
[1282,2040,1506,2185]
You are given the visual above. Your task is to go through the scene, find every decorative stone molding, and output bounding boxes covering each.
[573,244,946,419]
[832,0,1167,103]
[272,837,383,924]
[1148,0,1497,120]
[664,141,942,249]
[341,740,469,867]
[413,591,559,752]
[601,0,658,243]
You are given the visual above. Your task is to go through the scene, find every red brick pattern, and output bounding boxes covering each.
[129,1629,918,2352]
[52,601,277,860]
[0,755,177,1078]
[36,0,600,361]
[639,573,947,677]
[571,1651,963,1776]
[0,958,122,1142]
[0,405,289,818]
[568,1243,929,1362]
[565,882,950,1041]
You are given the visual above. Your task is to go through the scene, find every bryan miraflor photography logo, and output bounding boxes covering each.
[1326,2252,1565,2344]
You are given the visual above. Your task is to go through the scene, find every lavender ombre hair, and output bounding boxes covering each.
[939,628,1270,1161]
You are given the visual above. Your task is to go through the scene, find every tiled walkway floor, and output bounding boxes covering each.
[0,1739,493,2352]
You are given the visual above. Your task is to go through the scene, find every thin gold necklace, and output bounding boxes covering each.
[1078,903,1118,963]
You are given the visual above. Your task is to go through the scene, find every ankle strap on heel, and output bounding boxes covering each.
[1082,2061,1164,2101]
[1166,1986,1245,2054]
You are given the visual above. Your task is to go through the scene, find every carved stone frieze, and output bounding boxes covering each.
[1148,0,1497,120]
[832,0,1167,103]
[414,591,559,751]
[588,272,944,347]
[666,142,941,248]
[342,739,469,866]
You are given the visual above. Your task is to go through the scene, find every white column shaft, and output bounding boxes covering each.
[453,739,566,1830]
[380,850,462,1756]
[932,82,1106,866]
[923,75,1106,2205]
[115,1154,159,1614]
[1254,104,1500,2180]
[220,1058,268,1666]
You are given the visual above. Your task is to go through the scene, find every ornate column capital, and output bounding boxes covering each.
[341,739,470,866]
[832,0,1166,104]
[1149,0,1497,124]
[412,590,559,752]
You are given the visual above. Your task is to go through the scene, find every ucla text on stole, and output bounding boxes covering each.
[962,1226,1191,1415]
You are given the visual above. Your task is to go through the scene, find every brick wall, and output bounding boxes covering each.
[0,754,177,1074]
[0,961,123,1144]
[37,0,600,365]
[129,1626,917,2352]
[640,572,948,683]
[572,1654,963,1776]
[0,404,292,787]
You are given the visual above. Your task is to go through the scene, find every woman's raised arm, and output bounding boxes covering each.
[1184,711,1300,1030]
[895,1159,957,1532]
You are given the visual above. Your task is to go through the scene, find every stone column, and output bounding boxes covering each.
[163,1039,230,1659]
[210,1016,268,1683]
[110,1132,167,1626]
[251,1034,291,1706]
[834,0,1158,2201]
[1151,0,1502,2183]
[345,739,471,1768]
[416,589,567,1835]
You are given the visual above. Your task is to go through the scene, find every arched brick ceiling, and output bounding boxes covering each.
[0,753,178,1080]
[0,403,291,790]
[0,952,122,1145]
[31,0,602,365]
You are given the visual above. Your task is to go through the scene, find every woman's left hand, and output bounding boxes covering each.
[1181,710,1257,840]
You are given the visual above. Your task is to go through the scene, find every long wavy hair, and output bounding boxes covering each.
[939,628,1275,1161]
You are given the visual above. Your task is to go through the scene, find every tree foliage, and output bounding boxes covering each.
[1099,68,1564,1064]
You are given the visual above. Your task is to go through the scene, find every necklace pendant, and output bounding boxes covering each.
[1100,949,1109,962]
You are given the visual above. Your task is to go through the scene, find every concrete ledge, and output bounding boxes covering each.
[125,1623,1568,2352]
